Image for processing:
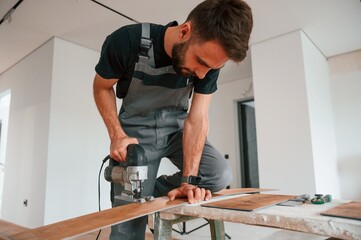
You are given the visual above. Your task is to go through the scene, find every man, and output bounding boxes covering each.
[93,0,253,239]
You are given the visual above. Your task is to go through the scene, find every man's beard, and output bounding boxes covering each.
[172,40,193,77]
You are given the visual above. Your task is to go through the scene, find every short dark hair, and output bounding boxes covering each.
[186,0,253,62]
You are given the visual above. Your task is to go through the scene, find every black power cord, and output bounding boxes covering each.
[89,0,139,23]
[0,0,24,25]
[95,155,110,240]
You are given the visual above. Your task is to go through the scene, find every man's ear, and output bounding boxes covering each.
[179,22,192,41]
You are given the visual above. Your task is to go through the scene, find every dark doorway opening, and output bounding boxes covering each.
[238,99,259,188]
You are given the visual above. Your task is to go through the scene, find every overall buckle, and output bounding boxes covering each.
[139,37,153,58]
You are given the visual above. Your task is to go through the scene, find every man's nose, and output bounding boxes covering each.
[195,66,210,79]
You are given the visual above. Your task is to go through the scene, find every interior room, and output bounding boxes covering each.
[0,0,360,239]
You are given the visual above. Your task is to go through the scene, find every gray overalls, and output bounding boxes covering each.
[110,23,232,240]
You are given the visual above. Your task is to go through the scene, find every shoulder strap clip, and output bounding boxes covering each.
[139,37,153,58]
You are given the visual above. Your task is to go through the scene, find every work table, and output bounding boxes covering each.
[155,196,361,240]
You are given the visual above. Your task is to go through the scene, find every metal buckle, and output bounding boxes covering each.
[139,37,152,58]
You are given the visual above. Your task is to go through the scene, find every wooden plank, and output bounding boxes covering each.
[321,201,361,221]
[10,188,270,240]
[213,188,275,196]
[202,194,294,211]
[0,220,29,240]
[10,197,187,240]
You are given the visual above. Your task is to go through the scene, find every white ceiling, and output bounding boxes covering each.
[1,0,361,81]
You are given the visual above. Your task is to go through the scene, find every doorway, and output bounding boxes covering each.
[238,99,259,188]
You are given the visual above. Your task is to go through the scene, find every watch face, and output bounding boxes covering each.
[189,176,201,185]
[192,176,201,183]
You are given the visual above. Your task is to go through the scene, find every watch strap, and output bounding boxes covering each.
[181,175,201,185]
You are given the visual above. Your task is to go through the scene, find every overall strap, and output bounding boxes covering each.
[139,23,155,67]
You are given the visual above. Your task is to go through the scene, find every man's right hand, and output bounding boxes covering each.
[110,136,139,162]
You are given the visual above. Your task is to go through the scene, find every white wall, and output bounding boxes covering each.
[301,33,340,197]
[0,38,112,228]
[250,30,341,197]
[44,38,111,224]
[329,50,361,200]
[0,40,54,227]
[251,31,317,195]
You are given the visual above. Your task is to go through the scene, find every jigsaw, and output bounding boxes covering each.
[104,144,154,203]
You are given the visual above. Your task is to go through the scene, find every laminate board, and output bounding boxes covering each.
[321,201,361,221]
[0,220,29,240]
[202,194,295,211]
[214,188,275,196]
[10,197,186,240]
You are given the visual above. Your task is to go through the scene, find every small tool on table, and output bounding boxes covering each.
[311,194,332,204]
[277,194,310,207]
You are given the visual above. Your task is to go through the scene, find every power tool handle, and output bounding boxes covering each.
[124,144,147,167]
[109,144,147,167]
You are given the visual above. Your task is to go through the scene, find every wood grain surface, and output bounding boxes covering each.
[321,201,361,220]
[10,188,270,240]
[0,220,29,240]
[10,197,187,240]
[213,188,275,196]
[202,194,294,211]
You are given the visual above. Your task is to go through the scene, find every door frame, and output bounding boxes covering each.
[237,98,257,188]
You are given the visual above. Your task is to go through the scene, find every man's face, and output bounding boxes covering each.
[172,38,229,79]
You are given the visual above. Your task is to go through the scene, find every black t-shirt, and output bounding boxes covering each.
[95,22,219,98]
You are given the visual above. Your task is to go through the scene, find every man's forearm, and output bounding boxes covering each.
[93,75,139,161]
[182,117,208,177]
[93,80,126,141]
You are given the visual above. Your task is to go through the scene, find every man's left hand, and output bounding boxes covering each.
[168,184,212,203]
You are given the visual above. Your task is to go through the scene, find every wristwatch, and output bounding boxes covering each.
[181,175,201,185]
